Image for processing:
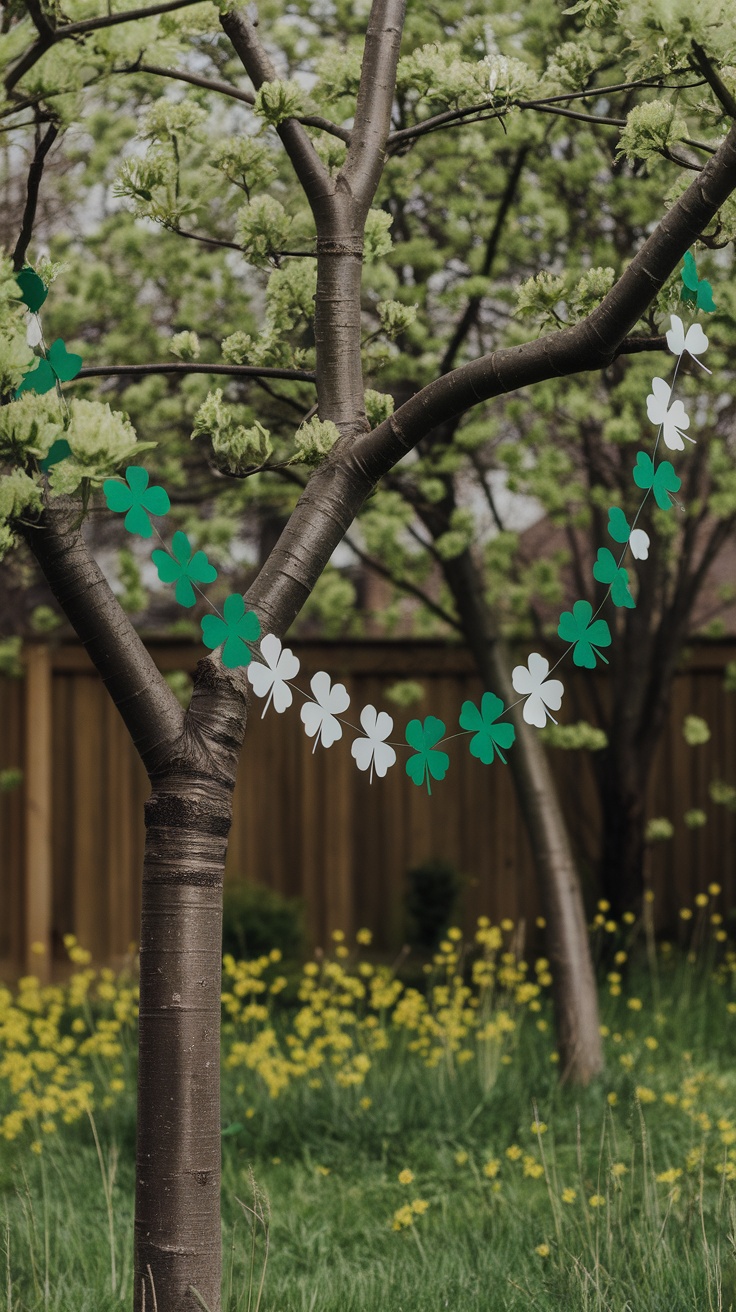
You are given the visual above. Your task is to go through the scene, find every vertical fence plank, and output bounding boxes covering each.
[23,645,53,980]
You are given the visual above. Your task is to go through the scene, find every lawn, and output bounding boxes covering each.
[3,897,736,1310]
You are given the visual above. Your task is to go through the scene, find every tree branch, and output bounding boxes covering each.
[12,118,58,271]
[338,0,406,210]
[219,7,330,211]
[690,42,736,121]
[19,500,185,775]
[343,530,462,632]
[74,362,316,382]
[241,121,736,638]
[5,0,206,93]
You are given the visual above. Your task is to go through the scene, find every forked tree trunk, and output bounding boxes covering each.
[441,548,603,1083]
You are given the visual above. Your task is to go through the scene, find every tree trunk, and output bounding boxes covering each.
[441,548,603,1083]
[595,743,649,916]
[133,672,246,1311]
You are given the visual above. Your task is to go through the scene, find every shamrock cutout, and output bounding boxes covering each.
[16,268,47,313]
[405,715,449,794]
[632,451,681,511]
[16,339,83,396]
[458,692,515,765]
[666,314,709,369]
[681,251,715,313]
[151,531,217,607]
[201,593,261,668]
[247,633,300,715]
[511,653,564,728]
[300,671,350,750]
[40,438,72,473]
[351,704,397,781]
[607,506,649,561]
[103,466,171,537]
[592,547,635,609]
[557,599,612,668]
[646,377,693,452]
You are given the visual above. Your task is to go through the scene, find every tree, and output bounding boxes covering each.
[2,0,736,1306]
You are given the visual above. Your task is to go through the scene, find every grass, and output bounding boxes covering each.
[4,907,736,1309]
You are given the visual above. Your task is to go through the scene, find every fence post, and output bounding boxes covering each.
[24,643,53,982]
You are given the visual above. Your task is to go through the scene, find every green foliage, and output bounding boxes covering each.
[385,680,425,708]
[299,566,358,637]
[0,768,23,792]
[539,721,608,750]
[724,662,736,693]
[709,780,736,810]
[29,605,62,634]
[169,332,200,361]
[0,637,23,678]
[164,669,194,709]
[293,417,340,467]
[645,817,674,843]
[117,549,148,614]
[192,390,273,472]
[377,300,418,338]
[682,715,711,746]
[253,79,305,127]
[364,390,395,427]
[236,196,293,267]
[364,211,394,263]
[684,808,707,829]
[616,101,688,166]
[222,880,304,960]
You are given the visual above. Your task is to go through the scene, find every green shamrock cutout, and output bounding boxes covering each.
[201,593,261,668]
[405,715,449,794]
[632,451,681,511]
[592,548,635,609]
[16,339,83,396]
[152,531,218,607]
[557,599,612,668]
[607,506,630,545]
[40,438,71,472]
[16,268,47,313]
[681,251,716,314]
[103,466,171,538]
[458,692,515,765]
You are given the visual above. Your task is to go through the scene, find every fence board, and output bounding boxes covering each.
[0,638,735,977]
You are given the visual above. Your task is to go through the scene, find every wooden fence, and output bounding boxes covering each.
[1,638,735,980]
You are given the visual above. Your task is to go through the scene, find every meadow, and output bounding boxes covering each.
[3,892,736,1311]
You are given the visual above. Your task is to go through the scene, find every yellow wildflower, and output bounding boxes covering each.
[398,1169,414,1185]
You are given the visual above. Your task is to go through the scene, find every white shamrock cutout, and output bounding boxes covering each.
[247,633,300,716]
[351,704,396,782]
[666,314,710,371]
[511,652,564,728]
[300,670,350,750]
[26,314,43,348]
[646,377,693,452]
[628,528,650,561]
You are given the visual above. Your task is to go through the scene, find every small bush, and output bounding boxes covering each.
[405,858,462,950]
[222,880,305,961]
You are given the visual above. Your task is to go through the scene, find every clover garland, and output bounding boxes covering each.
[15,257,717,794]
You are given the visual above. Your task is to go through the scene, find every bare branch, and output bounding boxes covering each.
[19,500,185,775]
[12,118,58,271]
[219,7,330,211]
[338,0,406,210]
[691,42,736,120]
[74,362,316,383]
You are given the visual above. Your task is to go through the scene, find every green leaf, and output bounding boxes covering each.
[557,599,612,667]
[458,692,515,764]
[632,451,681,511]
[405,715,449,795]
[16,268,47,313]
[592,549,635,609]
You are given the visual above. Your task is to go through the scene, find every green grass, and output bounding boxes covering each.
[4,944,736,1310]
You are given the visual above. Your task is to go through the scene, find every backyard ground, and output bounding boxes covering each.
[3,895,736,1311]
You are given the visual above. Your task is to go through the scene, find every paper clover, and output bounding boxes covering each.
[247,634,300,715]
[458,692,515,764]
[666,314,708,365]
[646,377,692,452]
[16,339,83,397]
[300,671,350,749]
[511,654,564,728]
[16,268,47,313]
[607,506,649,561]
[200,593,261,668]
[351,704,396,781]
[40,438,72,473]
[592,547,635,609]
[632,451,681,511]
[103,466,171,538]
[151,531,217,607]
[681,251,715,313]
[405,716,449,793]
[557,599,612,668]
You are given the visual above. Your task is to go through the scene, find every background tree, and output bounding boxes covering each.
[2,0,736,1306]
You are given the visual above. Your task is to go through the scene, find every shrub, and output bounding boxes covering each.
[222,881,305,961]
